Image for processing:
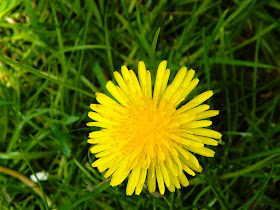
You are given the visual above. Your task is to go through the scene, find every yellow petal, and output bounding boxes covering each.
[129,70,142,96]
[173,143,190,160]
[114,71,129,95]
[153,60,167,101]
[88,112,104,122]
[96,93,118,106]
[110,165,131,186]
[194,110,219,120]
[181,104,210,116]
[86,121,112,128]
[159,162,170,187]
[179,150,200,168]
[178,90,213,113]
[145,70,152,98]
[104,158,124,178]
[194,136,219,146]
[156,165,165,195]
[180,157,202,173]
[181,69,195,87]
[179,132,201,142]
[87,139,96,144]
[90,144,109,153]
[170,134,191,145]
[178,172,189,187]
[135,167,147,195]
[89,104,100,112]
[159,68,170,99]
[126,167,141,196]
[184,120,212,129]
[184,146,215,157]
[121,65,131,82]
[138,61,146,95]
[169,146,183,172]
[167,168,181,189]
[106,81,128,107]
[182,163,196,176]
[95,150,112,158]
[183,140,204,148]
[166,181,175,192]
[175,114,196,124]
[188,128,222,139]
[165,153,178,176]
[161,66,187,102]
[157,146,165,162]
[97,164,109,173]
[92,154,115,167]
[181,78,199,101]
[186,151,200,168]
[88,131,107,139]
[148,166,156,193]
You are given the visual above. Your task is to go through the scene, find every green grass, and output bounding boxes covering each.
[0,0,280,209]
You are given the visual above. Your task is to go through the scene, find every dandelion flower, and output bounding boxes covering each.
[87,61,221,195]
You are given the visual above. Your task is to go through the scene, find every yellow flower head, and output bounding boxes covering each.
[87,60,221,195]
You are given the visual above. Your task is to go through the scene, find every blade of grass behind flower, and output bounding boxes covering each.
[0,55,95,98]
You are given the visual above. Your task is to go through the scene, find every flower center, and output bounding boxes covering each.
[111,97,178,169]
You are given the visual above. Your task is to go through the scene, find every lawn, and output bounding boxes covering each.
[0,0,280,209]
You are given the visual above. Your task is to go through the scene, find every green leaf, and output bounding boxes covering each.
[150,27,161,74]
[92,62,108,92]
[52,124,71,157]
[0,55,95,98]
